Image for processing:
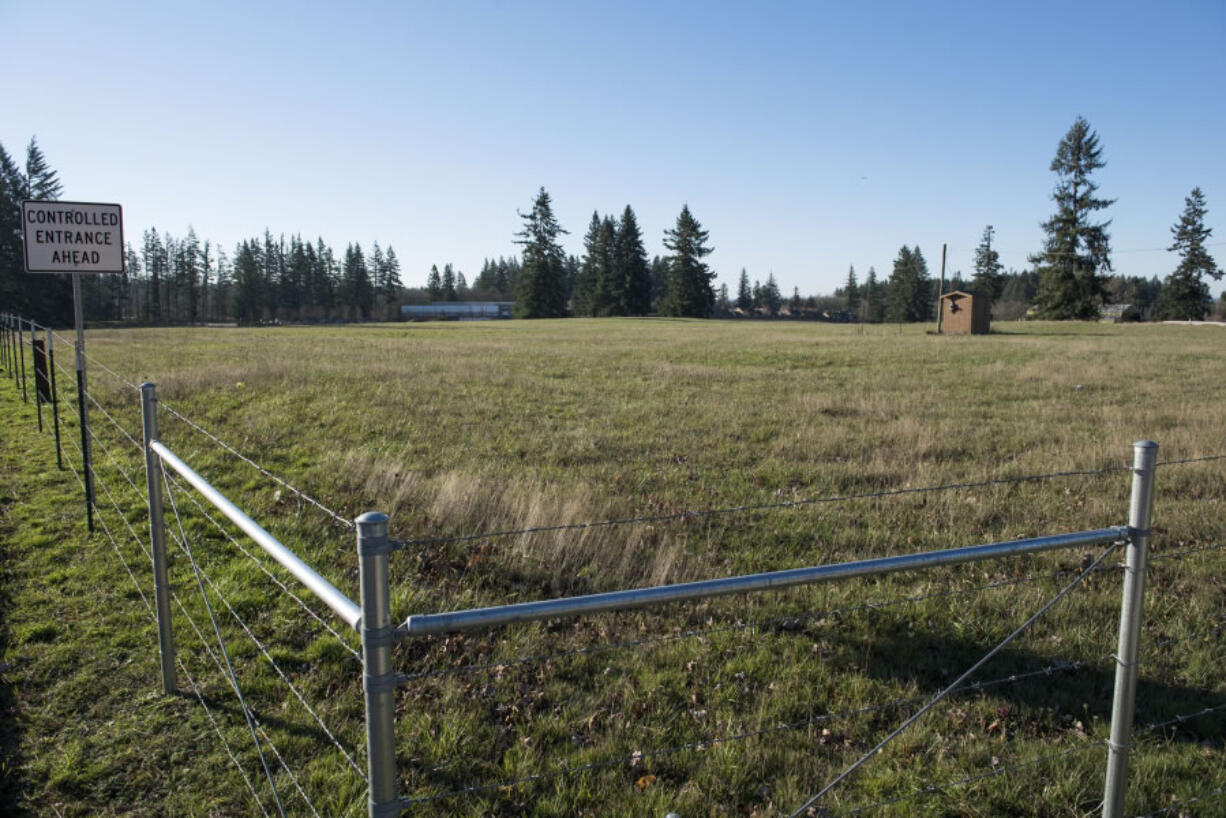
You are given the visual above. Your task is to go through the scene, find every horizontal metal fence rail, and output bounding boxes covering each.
[149,437,362,630]
[401,526,1129,636]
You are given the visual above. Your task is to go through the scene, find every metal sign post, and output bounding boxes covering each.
[21,200,125,533]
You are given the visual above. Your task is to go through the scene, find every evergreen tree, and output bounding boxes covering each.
[1032,117,1114,319]
[383,247,402,301]
[885,246,932,322]
[862,265,887,323]
[971,225,1005,299]
[592,216,621,315]
[441,263,459,301]
[736,268,753,311]
[573,212,603,316]
[761,273,783,316]
[615,206,652,315]
[514,187,569,318]
[844,265,860,312]
[341,243,373,319]
[660,204,715,318]
[790,286,802,314]
[22,137,63,200]
[426,264,443,300]
[718,283,731,310]
[1161,187,1221,320]
[649,255,669,311]
[232,240,262,323]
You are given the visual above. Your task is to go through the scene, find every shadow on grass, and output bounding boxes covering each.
[822,623,1226,744]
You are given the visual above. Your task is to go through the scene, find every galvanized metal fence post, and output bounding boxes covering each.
[1102,440,1159,818]
[357,511,400,818]
[140,382,177,693]
[47,326,63,469]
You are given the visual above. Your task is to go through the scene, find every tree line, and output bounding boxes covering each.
[2,121,1219,326]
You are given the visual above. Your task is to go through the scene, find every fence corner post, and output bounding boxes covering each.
[140,382,177,694]
[1102,440,1158,818]
[357,511,399,818]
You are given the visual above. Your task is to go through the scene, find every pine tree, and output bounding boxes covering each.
[232,240,262,323]
[736,268,753,311]
[761,273,783,316]
[426,264,443,300]
[514,187,569,318]
[441,263,459,301]
[660,204,715,318]
[593,216,621,315]
[573,212,603,316]
[383,247,402,301]
[844,265,860,312]
[864,266,885,322]
[1161,187,1221,320]
[885,246,932,322]
[971,225,1005,299]
[23,137,63,200]
[1032,117,1114,319]
[617,206,652,315]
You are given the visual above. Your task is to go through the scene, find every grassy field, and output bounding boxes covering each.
[2,318,1225,816]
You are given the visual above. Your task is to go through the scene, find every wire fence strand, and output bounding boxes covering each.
[162,473,288,817]
[163,475,368,781]
[788,541,1120,817]
[396,466,1135,549]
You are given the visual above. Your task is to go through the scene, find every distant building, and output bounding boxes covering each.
[400,302,514,321]
[939,290,991,334]
[1100,303,1134,323]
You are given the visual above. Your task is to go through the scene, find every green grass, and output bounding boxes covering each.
[2,319,1225,816]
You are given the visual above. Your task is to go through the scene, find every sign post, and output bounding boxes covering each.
[22,200,125,533]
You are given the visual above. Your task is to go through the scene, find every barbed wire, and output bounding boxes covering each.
[165,472,362,661]
[163,475,368,781]
[1156,454,1226,468]
[176,656,273,818]
[159,402,355,530]
[396,465,1134,549]
[82,386,143,451]
[788,541,1119,816]
[399,645,1110,808]
[254,723,325,818]
[161,473,288,817]
[398,560,1124,685]
[1150,542,1226,562]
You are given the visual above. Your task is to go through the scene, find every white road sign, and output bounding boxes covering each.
[22,200,125,273]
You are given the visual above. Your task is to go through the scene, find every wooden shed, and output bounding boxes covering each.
[939,290,991,335]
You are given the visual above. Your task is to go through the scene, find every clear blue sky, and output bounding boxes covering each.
[4,0,1224,296]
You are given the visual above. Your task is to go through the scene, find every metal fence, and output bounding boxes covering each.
[2,310,1224,817]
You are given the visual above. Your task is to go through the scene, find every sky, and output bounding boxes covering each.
[3,0,1224,296]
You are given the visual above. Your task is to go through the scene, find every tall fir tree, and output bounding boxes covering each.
[971,225,1005,299]
[761,273,783,316]
[1161,187,1221,320]
[863,266,885,323]
[736,268,753,311]
[660,204,715,318]
[617,205,652,315]
[514,187,569,318]
[885,246,932,322]
[844,265,860,312]
[573,212,604,316]
[1032,117,1114,319]
[441,263,459,301]
[426,264,443,300]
